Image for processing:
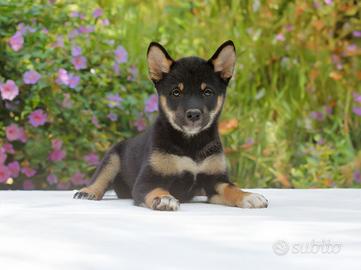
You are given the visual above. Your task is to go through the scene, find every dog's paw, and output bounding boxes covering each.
[151,195,180,211]
[238,192,268,208]
[73,187,103,200]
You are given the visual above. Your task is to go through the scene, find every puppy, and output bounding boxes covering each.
[73,40,268,211]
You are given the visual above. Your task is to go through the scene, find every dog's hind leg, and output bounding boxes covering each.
[73,152,121,200]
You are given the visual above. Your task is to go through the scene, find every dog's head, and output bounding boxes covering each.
[147,41,236,136]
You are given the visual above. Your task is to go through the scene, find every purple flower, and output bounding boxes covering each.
[8,32,24,52]
[5,124,26,142]
[70,11,80,18]
[324,0,333,5]
[8,161,20,178]
[276,33,285,42]
[42,28,49,35]
[353,31,361,38]
[69,74,80,89]
[0,148,6,164]
[2,143,15,154]
[107,112,118,121]
[101,19,110,26]
[352,107,361,116]
[72,55,87,70]
[144,94,158,113]
[134,117,146,131]
[354,170,361,183]
[23,179,34,190]
[0,80,19,101]
[310,111,324,121]
[78,25,94,34]
[21,166,36,178]
[47,173,58,185]
[114,45,128,63]
[53,35,64,48]
[28,109,47,127]
[353,92,361,103]
[113,63,120,75]
[71,172,87,185]
[56,68,70,85]
[127,65,138,81]
[68,29,79,39]
[93,8,103,18]
[23,70,41,84]
[0,165,11,183]
[49,149,66,161]
[84,153,99,166]
[106,93,123,108]
[71,46,82,56]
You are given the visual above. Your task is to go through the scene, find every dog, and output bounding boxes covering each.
[73,40,268,211]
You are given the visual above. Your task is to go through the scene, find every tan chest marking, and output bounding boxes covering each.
[149,151,226,176]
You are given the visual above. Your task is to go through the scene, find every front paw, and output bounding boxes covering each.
[238,192,268,208]
[73,187,103,200]
[151,195,180,211]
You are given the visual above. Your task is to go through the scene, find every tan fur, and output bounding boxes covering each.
[147,46,173,81]
[159,95,183,132]
[208,183,248,206]
[178,82,184,92]
[212,45,236,79]
[201,82,207,91]
[202,95,224,131]
[149,151,227,176]
[145,188,170,208]
[80,154,121,200]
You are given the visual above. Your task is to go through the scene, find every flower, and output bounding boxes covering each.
[113,63,120,75]
[106,93,123,108]
[354,170,361,183]
[101,19,110,26]
[68,29,79,39]
[47,173,58,185]
[134,117,146,131]
[0,80,19,101]
[144,94,158,113]
[0,164,11,183]
[114,45,128,63]
[2,143,15,154]
[127,65,138,81]
[310,111,324,121]
[56,68,70,85]
[49,149,66,161]
[23,179,34,190]
[71,46,82,56]
[107,112,118,121]
[8,161,20,178]
[23,70,41,84]
[352,107,361,116]
[68,74,80,89]
[53,35,64,48]
[28,109,47,127]
[51,139,63,150]
[21,166,37,177]
[71,172,87,185]
[0,149,6,164]
[324,0,333,5]
[353,31,361,38]
[8,31,24,51]
[5,124,26,142]
[72,55,87,70]
[275,33,285,42]
[353,93,361,103]
[78,25,94,34]
[84,153,99,166]
[93,8,103,18]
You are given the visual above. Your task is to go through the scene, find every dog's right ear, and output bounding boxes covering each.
[147,42,174,82]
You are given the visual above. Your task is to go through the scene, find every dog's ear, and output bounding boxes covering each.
[209,40,236,81]
[147,42,174,82]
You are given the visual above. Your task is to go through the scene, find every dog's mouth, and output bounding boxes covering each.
[181,123,203,136]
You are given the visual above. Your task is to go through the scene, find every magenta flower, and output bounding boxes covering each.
[0,164,11,183]
[21,166,37,178]
[28,109,47,127]
[0,149,6,164]
[69,74,80,89]
[84,153,99,166]
[107,112,118,121]
[0,80,19,101]
[5,124,26,142]
[144,94,158,113]
[47,173,58,185]
[56,68,70,85]
[23,179,34,190]
[93,8,103,18]
[353,31,361,38]
[71,171,87,185]
[49,149,66,161]
[114,45,128,63]
[8,31,24,52]
[18,128,27,143]
[8,161,20,178]
[72,55,87,70]
[23,70,41,85]
[71,46,82,56]
[52,139,63,150]
[2,143,15,154]
[352,107,361,116]
[134,117,146,131]
[107,93,123,108]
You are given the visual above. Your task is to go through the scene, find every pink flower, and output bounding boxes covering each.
[8,32,24,52]
[23,70,41,84]
[276,33,285,42]
[56,68,70,85]
[8,161,20,178]
[72,55,87,70]
[353,93,361,103]
[47,173,58,185]
[23,179,34,190]
[0,80,19,101]
[101,19,110,26]
[28,109,47,127]
[84,153,99,166]
[144,94,158,113]
[21,166,37,177]
[52,139,63,150]
[353,31,361,38]
[49,149,66,161]
[18,128,27,143]
[71,172,87,185]
[324,0,333,5]
[0,164,11,183]
[114,45,128,63]
[69,75,80,89]
[0,148,6,164]
[2,143,15,154]
[134,117,146,131]
[93,8,103,18]
[352,107,361,116]
[71,46,82,56]
[5,124,25,142]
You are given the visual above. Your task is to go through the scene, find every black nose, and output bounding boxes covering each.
[186,109,201,122]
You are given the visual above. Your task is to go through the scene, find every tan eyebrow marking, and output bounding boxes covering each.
[178,82,184,92]
[201,82,207,91]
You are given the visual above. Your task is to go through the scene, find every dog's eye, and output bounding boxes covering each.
[203,88,214,96]
[171,88,181,97]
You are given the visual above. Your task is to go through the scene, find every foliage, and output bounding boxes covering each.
[0,0,360,189]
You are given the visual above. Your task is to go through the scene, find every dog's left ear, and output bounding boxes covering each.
[209,40,236,81]
[147,42,174,82]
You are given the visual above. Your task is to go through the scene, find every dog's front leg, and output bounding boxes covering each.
[200,175,268,208]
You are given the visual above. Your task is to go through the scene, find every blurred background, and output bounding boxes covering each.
[0,0,360,190]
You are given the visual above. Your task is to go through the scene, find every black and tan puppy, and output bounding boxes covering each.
[74,40,268,211]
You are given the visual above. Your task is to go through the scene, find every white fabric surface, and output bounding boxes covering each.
[0,189,360,270]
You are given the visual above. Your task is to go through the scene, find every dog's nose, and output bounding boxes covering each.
[186,109,201,122]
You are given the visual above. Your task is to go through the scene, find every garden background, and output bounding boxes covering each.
[0,0,360,190]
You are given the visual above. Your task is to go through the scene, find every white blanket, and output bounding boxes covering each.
[0,189,360,270]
